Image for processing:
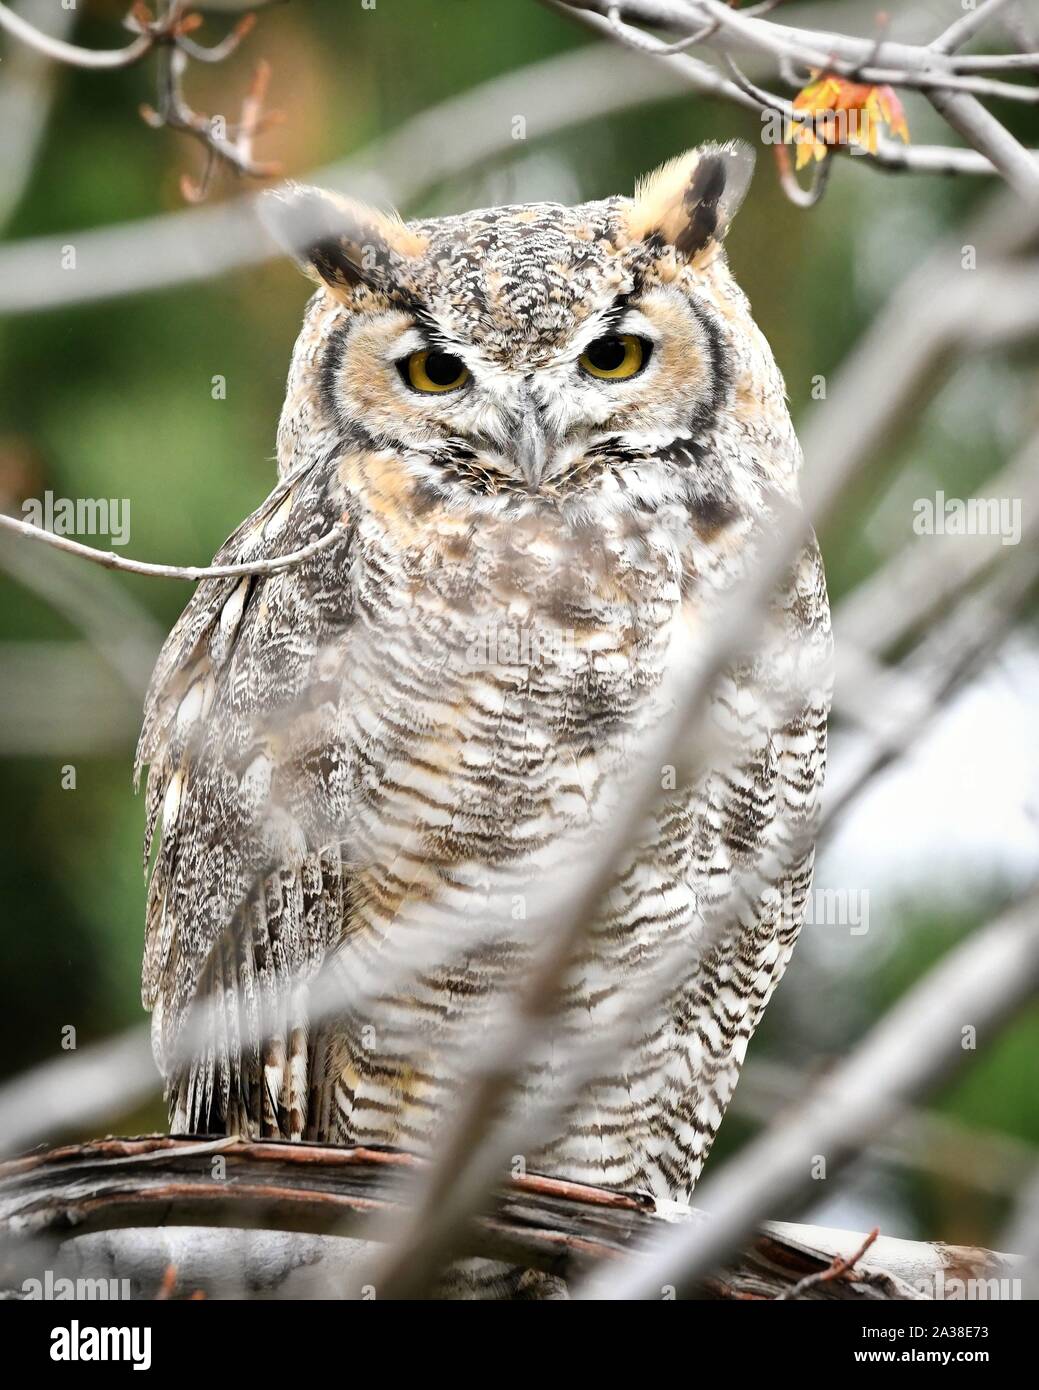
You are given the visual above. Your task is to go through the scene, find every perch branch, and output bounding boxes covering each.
[0,1135,1019,1300]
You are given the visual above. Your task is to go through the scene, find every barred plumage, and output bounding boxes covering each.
[138,142,831,1252]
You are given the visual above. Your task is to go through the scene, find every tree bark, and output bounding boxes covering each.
[0,1135,1019,1300]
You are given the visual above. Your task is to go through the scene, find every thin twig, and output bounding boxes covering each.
[602,2,719,54]
[772,140,832,207]
[774,1227,880,1300]
[0,0,153,69]
[933,0,1018,57]
[0,0,280,200]
[0,512,348,581]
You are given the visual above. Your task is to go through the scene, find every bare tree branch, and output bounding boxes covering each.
[824,541,1039,836]
[546,0,1039,205]
[0,0,153,69]
[0,0,77,229]
[798,190,1039,496]
[0,1135,1021,1299]
[0,0,279,198]
[932,0,1018,57]
[734,1058,1039,1201]
[564,0,1039,91]
[0,511,348,581]
[835,435,1039,663]
[3,24,1037,316]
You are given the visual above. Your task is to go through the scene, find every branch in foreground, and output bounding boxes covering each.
[581,888,1039,1299]
[0,1026,156,1159]
[0,512,348,581]
[1,1135,1020,1300]
[734,1058,1038,1202]
[354,215,1039,1299]
[0,0,77,231]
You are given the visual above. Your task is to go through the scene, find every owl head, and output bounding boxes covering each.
[263,142,797,521]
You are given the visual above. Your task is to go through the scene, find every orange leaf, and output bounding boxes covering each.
[790,71,910,159]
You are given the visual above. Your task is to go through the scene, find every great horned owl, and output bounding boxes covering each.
[138,142,831,1214]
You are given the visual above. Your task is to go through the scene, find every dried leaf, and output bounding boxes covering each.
[791,72,909,167]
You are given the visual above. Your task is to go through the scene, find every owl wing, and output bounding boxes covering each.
[136,453,355,1138]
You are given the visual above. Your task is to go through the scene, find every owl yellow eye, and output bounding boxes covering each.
[403,349,469,393]
[579,333,648,381]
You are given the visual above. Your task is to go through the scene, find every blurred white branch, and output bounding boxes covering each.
[835,436,1039,664]
[735,1057,1039,1201]
[0,1,151,69]
[798,190,1039,500]
[0,0,76,230]
[0,1026,156,1156]
[583,887,1039,1298]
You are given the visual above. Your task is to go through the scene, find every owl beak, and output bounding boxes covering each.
[515,393,550,492]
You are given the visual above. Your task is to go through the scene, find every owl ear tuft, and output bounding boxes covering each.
[624,141,755,265]
[259,183,427,298]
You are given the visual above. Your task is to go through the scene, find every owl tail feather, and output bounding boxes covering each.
[165,885,319,1143]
